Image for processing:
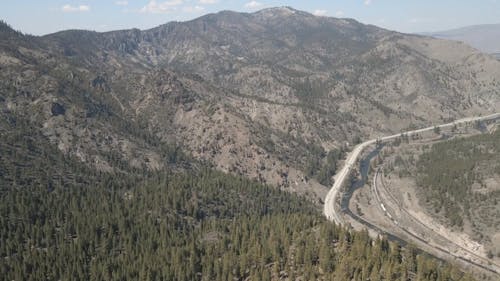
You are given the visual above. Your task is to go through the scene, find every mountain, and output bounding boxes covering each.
[1,8,500,203]
[0,10,497,280]
[423,23,500,54]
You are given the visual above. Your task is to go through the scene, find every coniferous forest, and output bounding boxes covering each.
[1,5,499,279]
[0,112,476,280]
[0,170,476,281]
[416,129,500,229]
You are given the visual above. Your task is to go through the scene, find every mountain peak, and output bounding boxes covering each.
[257,6,297,13]
[253,6,300,18]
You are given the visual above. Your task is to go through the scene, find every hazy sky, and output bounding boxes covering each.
[2,0,500,36]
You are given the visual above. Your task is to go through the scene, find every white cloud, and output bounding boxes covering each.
[140,0,184,14]
[61,4,90,12]
[335,10,344,17]
[313,9,328,17]
[115,1,128,6]
[364,0,372,5]
[183,5,205,13]
[244,1,263,9]
[199,0,218,4]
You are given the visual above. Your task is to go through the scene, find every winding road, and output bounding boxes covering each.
[324,112,500,224]
[323,112,500,273]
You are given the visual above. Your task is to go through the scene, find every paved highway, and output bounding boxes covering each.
[324,112,500,225]
[323,112,500,275]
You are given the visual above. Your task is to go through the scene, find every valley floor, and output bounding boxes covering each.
[342,120,500,280]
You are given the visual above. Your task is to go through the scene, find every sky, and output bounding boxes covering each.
[1,0,500,36]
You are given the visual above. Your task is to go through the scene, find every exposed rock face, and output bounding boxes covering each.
[1,8,499,201]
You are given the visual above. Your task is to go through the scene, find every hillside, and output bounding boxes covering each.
[1,8,500,201]
[2,8,499,280]
[1,166,475,281]
[0,75,470,280]
[415,129,500,256]
[0,107,474,281]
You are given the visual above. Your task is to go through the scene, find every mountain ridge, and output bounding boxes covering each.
[1,8,500,202]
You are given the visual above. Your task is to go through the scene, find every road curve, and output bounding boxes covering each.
[324,112,500,225]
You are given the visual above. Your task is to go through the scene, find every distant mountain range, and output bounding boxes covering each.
[422,23,500,54]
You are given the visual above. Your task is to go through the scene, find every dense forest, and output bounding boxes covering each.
[1,170,476,281]
[416,129,500,229]
[0,111,476,280]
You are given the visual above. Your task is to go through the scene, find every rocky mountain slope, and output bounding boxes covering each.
[1,8,500,201]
